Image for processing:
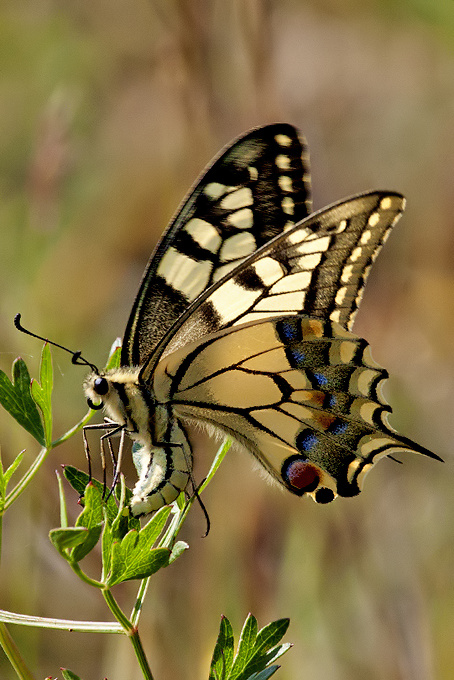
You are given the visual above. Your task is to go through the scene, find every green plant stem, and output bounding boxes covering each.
[0,622,36,680]
[0,609,122,633]
[5,445,49,510]
[130,577,151,628]
[129,628,155,680]
[102,589,154,680]
[51,408,93,447]
[69,561,104,589]
[4,410,92,512]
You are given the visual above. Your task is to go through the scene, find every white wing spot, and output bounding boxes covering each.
[254,290,307,312]
[269,271,312,293]
[336,219,347,233]
[282,196,294,215]
[295,235,330,254]
[368,212,380,227]
[276,154,290,170]
[252,257,284,286]
[341,264,354,284]
[293,252,323,270]
[220,232,256,261]
[359,229,372,245]
[204,182,228,199]
[330,309,342,323]
[335,286,348,305]
[227,207,254,229]
[284,221,295,231]
[275,133,292,147]
[349,246,363,262]
[221,187,253,210]
[185,218,222,252]
[248,166,258,181]
[208,280,262,324]
[278,175,293,192]
[380,197,392,210]
[212,262,239,282]
[158,247,212,300]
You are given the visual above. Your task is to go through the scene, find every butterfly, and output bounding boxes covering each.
[81,123,439,516]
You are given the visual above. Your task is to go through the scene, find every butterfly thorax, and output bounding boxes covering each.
[83,367,157,442]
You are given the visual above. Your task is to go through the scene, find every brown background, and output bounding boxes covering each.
[0,2,453,679]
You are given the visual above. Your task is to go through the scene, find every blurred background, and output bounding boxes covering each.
[0,1,453,678]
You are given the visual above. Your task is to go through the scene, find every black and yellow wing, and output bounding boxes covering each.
[122,124,311,366]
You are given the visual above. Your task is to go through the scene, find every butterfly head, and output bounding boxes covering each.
[84,373,110,411]
[83,367,147,432]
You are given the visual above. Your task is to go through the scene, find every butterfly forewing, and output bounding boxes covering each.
[122,124,311,367]
[152,315,437,502]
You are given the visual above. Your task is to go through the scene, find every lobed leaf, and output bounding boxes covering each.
[49,527,91,556]
[210,616,235,680]
[30,343,53,446]
[0,358,45,445]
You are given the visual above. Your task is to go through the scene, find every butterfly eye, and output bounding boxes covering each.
[93,377,109,395]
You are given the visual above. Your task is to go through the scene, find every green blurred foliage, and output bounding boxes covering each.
[1,1,453,679]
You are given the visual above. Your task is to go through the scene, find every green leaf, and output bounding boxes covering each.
[106,506,172,585]
[63,465,89,496]
[107,543,170,586]
[63,466,122,525]
[0,449,25,500]
[255,619,290,655]
[235,645,292,680]
[72,524,103,563]
[198,438,231,496]
[76,483,104,528]
[71,484,104,561]
[230,614,258,679]
[234,620,291,680]
[169,540,189,564]
[210,616,292,680]
[101,516,113,581]
[49,527,91,556]
[243,667,280,680]
[210,616,235,680]
[0,358,45,445]
[30,343,53,446]
[61,669,83,680]
[105,342,121,370]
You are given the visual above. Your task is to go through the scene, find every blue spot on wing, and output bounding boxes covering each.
[277,318,301,343]
[328,420,349,435]
[289,348,305,366]
[313,372,328,387]
[296,430,319,452]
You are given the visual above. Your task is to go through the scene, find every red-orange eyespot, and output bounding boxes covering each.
[282,455,320,495]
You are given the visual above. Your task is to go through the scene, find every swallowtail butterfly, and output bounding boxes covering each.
[81,124,438,515]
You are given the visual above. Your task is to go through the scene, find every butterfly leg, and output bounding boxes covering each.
[82,420,125,497]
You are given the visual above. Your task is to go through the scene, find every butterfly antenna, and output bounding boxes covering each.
[14,313,99,373]
[188,477,211,537]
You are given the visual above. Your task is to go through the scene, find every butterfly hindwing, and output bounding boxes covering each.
[122,124,311,367]
[152,315,437,502]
